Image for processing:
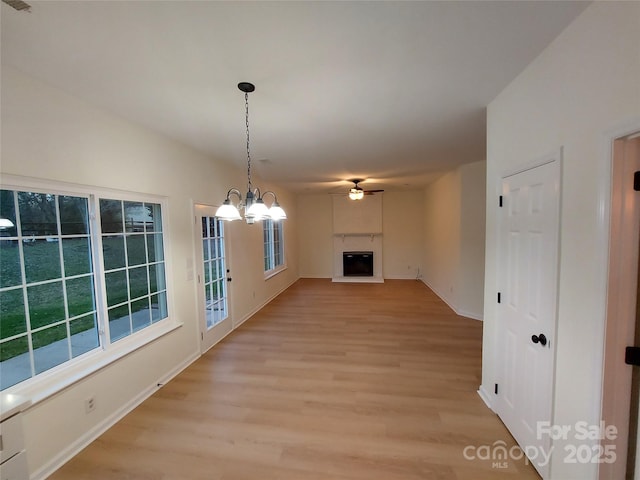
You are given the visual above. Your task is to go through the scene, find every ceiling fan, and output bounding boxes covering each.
[348,179,384,200]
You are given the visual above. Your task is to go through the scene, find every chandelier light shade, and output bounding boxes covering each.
[215,82,287,224]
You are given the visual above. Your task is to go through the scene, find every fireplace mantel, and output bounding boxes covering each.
[331,195,384,283]
[332,234,383,283]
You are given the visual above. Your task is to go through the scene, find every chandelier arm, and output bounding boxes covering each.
[226,188,243,204]
[261,190,278,205]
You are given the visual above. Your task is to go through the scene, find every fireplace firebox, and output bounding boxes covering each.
[343,251,374,277]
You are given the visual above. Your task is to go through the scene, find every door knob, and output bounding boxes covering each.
[227,277,232,282]
[531,333,547,347]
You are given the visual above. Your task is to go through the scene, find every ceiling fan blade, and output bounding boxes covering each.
[364,189,384,194]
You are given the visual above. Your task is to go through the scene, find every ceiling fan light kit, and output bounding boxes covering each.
[347,179,383,200]
[215,82,287,224]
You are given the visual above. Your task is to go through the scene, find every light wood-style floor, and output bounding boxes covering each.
[51,279,540,479]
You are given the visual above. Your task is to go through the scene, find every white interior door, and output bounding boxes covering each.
[495,159,560,479]
[195,204,232,353]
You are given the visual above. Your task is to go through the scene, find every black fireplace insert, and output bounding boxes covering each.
[343,251,374,277]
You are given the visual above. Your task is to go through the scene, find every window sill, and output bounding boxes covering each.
[264,265,287,280]
[4,319,182,407]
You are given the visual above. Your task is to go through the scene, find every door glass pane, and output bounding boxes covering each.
[202,217,228,329]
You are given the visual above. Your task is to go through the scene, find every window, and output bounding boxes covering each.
[263,219,284,275]
[0,186,169,392]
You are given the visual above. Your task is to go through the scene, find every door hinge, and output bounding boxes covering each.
[499,195,503,207]
[201,332,204,341]
[625,346,640,366]
[495,383,499,395]
[634,171,640,191]
[497,292,501,303]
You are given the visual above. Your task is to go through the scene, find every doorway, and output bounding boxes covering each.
[601,132,640,479]
[194,204,233,353]
[494,157,561,479]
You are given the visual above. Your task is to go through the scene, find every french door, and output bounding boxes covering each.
[195,204,232,353]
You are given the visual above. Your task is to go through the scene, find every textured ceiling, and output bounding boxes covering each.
[1,1,589,193]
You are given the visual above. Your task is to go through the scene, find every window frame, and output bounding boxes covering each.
[0,176,179,404]
[263,218,286,279]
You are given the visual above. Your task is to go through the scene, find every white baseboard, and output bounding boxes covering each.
[421,279,483,321]
[31,351,200,480]
[477,385,495,412]
[233,277,298,329]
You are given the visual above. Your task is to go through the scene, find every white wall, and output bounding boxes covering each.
[297,194,333,278]
[459,161,487,318]
[297,190,425,280]
[482,3,640,479]
[423,161,486,320]
[1,66,299,477]
[423,169,461,305]
[382,190,424,280]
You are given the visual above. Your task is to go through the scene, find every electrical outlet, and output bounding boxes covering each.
[85,396,96,414]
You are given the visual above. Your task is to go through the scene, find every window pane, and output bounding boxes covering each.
[151,292,167,323]
[63,237,92,277]
[18,192,58,236]
[100,199,123,233]
[149,263,165,294]
[0,336,31,389]
[109,304,131,342]
[105,270,128,306]
[128,266,148,300]
[70,314,99,358]
[59,196,89,235]
[0,240,21,287]
[102,235,126,270]
[23,240,61,283]
[0,289,26,339]
[33,324,69,374]
[126,235,146,266]
[131,298,151,332]
[28,281,65,329]
[66,276,95,317]
[124,201,145,233]
[146,234,164,263]
[145,203,162,233]
[0,189,18,237]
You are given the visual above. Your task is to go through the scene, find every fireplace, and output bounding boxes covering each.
[343,251,374,277]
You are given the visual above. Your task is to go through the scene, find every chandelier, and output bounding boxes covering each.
[215,82,287,224]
